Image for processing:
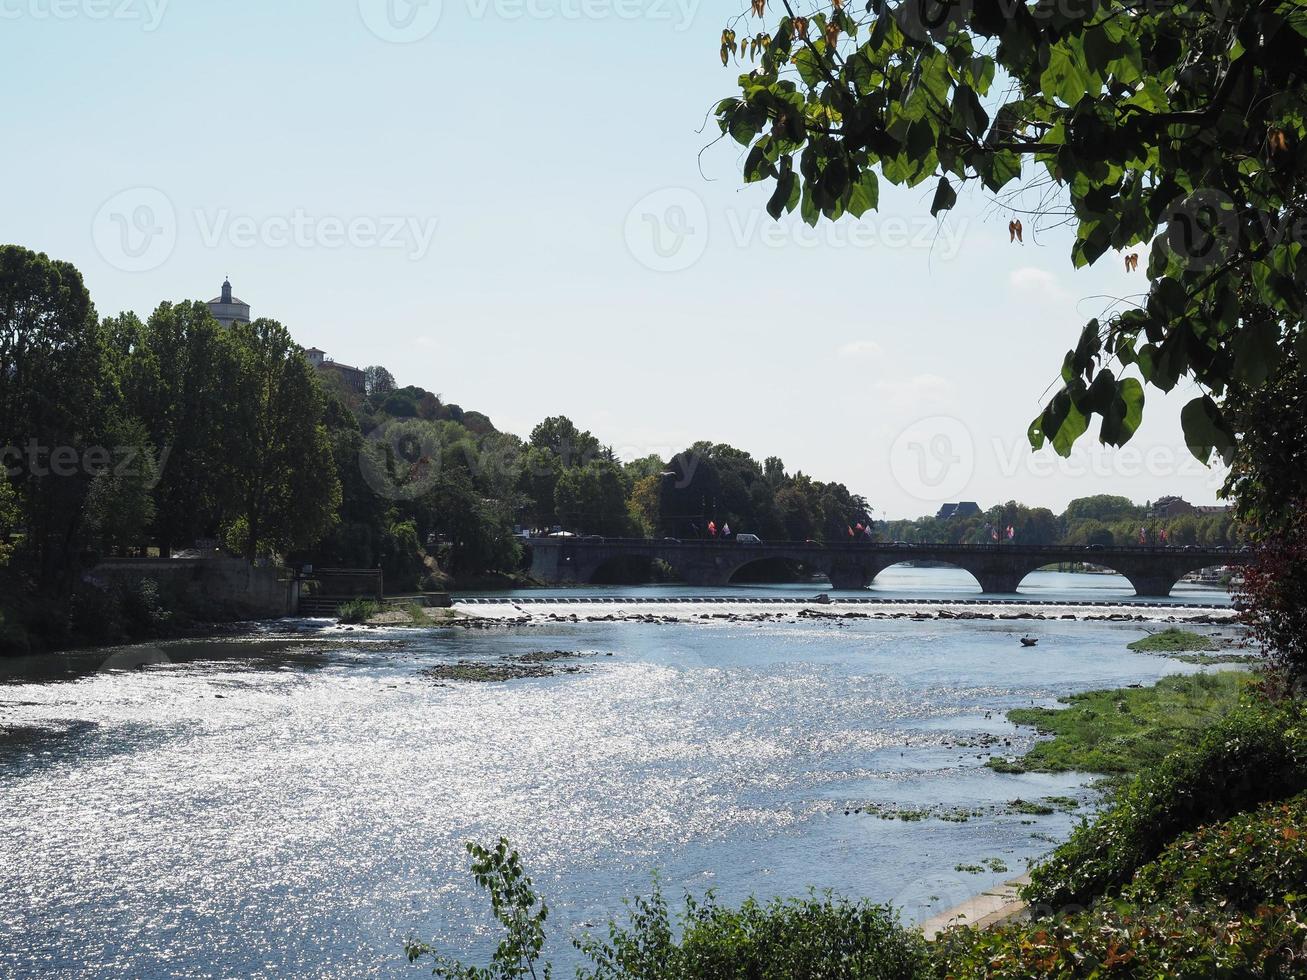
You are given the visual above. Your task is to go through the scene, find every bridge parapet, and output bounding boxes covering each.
[524,538,1243,597]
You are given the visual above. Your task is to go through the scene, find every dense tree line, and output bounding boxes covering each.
[0,244,1257,656]
[882,494,1243,549]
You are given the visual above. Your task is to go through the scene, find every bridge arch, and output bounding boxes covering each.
[727,556,825,585]
[589,553,659,584]
[869,561,983,593]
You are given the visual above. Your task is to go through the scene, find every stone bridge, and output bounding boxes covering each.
[526,538,1245,597]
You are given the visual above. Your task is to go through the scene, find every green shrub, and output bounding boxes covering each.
[1124,792,1307,913]
[408,839,931,980]
[1025,699,1307,911]
[69,585,124,643]
[337,599,380,624]
[932,902,1306,979]
[120,577,170,633]
[576,888,928,980]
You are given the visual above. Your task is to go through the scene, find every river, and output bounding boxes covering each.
[0,571,1235,978]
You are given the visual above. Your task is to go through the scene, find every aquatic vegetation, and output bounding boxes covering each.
[987,672,1246,776]
[1127,627,1220,653]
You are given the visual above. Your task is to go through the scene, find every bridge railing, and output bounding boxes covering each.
[525,537,1245,556]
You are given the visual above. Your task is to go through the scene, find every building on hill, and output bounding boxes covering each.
[204,279,368,393]
[1150,495,1194,518]
[207,278,250,328]
[304,347,366,393]
[936,501,982,520]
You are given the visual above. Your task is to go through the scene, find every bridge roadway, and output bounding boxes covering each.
[526,538,1245,597]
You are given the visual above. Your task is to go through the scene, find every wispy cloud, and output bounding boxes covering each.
[838,340,884,358]
[1008,266,1069,302]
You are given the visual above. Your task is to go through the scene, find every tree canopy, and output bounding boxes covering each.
[715,0,1307,462]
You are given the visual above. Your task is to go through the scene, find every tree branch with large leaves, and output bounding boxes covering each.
[715,0,1307,463]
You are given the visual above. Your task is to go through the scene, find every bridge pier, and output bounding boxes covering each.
[1123,571,1179,598]
[827,562,870,591]
[975,571,1023,595]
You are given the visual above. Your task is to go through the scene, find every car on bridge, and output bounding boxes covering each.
[736,533,762,544]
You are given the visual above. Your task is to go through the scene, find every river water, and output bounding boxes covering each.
[0,571,1235,978]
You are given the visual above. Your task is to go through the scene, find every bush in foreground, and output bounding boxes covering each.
[1025,698,1307,910]
[407,840,929,980]
[937,791,1307,978]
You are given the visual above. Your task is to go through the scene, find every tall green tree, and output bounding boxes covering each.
[112,300,236,554]
[222,319,340,560]
[555,459,635,536]
[716,0,1306,460]
[0,246,110,588]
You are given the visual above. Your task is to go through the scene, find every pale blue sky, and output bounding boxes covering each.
[1,0,1228,518]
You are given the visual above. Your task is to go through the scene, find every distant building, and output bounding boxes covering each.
[205,279,367,393]
[207,278,251,328]
[305,346,366,393]
[936,501,981,520]
[1150,496,1194,518]
[1146,497,1229,519]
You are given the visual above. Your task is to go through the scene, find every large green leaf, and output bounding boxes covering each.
[1180,395,1235,465]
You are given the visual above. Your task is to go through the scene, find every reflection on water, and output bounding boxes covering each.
[0,613,1221,978]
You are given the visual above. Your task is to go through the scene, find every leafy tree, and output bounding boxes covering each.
[112,300,236,554]
[628,474,662,536]
[81,417,158,556]
[364,364,397,398]
[0,245,109,589]
[716,0,1307,460]
[1064,494,1141,523]
[774,483,817,540]
[517,445,564,529]
[0,478,18,567]
[529,416,602,467]
[222,319,341,559]
[555,459,634,536]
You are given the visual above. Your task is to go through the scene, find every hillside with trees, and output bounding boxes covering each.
[0,243,1245,653]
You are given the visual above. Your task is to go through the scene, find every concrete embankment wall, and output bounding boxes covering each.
[88,557,295,619]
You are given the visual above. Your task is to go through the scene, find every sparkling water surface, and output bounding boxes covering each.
[0,572,1233,978]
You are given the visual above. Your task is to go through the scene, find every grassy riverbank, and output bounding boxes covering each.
[987,671,1248,776]
[1126,626,1220,653]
